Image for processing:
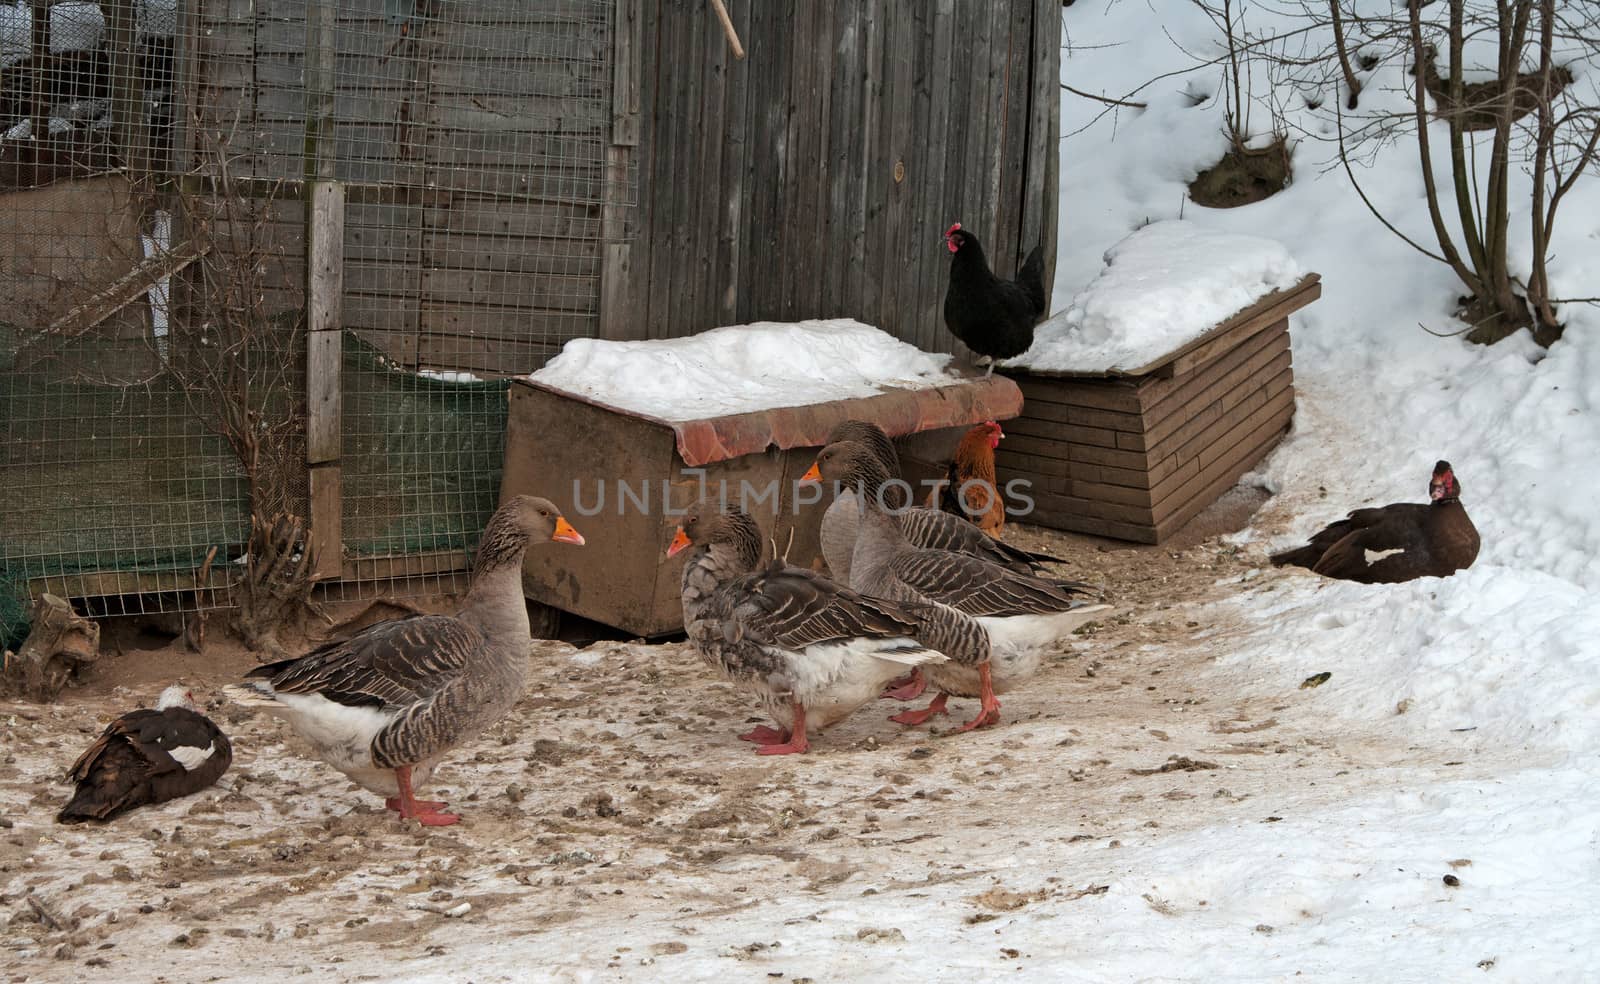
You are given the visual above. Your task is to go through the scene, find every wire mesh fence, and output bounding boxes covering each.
[0,0,627,646]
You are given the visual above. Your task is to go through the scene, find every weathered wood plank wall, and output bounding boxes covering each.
[188,0,1059,370]
[194,0,614,375]
[619,0,1060,352]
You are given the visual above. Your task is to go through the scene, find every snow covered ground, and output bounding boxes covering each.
[1049,0,1600,976]
[3,2,1597,982]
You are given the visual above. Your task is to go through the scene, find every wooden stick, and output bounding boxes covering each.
[708,0,745,60]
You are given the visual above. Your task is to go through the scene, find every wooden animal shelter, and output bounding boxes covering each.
[996,275,1322,544]
[502,374,1022,637]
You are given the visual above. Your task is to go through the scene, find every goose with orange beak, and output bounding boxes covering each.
[227,495,583,825]
[809,441,1109,733]
[667,501,947,755]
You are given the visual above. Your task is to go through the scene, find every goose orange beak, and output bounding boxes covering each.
[800,462,822,484]
[551,516,585,545]
[666,526,692,558]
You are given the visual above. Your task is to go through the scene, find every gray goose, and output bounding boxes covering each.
[809,441,1110,732]
[225,495,584,826]
[58,685,232,824]
[1270,460,1480,583]
[667,502,947,755]
[811,420,1074,584]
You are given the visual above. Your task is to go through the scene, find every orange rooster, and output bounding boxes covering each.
[926,421,1006,538]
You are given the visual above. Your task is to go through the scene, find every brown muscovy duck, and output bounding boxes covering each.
[816,419,1069,583]
[927,420,1006,538]
[808,441,1110,732]
[942,222,1047,374]
[668,503,947,755]
[226,495,584,826]
[58,686,232,824]
[1270,460,1480,583]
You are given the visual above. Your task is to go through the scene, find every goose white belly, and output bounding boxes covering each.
[755,637,932,732]
[929,605,1111,696]
[229,685,441,795]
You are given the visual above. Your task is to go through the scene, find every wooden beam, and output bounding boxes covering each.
[340,550,473,583]
[308,464,343,580]
[305,181,344,576]
[599,0,641,342]
[305,182,344,454]
[43,243,208,337]
[304,0,343,576]
[171,0,200,174]
[105,0,148,176]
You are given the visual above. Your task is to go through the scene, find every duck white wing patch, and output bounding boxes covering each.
[169,742,215,771]
[1364,547,1405,565]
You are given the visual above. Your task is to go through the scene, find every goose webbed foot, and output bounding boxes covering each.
[880,668,928,702]
[385,796,447,812]
[951,663,1002,732]
[393,765,461,826]
[755,700,810,755]
[889,691,950,726]
[738,724,789,745]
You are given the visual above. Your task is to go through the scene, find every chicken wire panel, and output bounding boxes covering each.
[228,0,621,600]
[0,1,248,645]
[0,0,628,635]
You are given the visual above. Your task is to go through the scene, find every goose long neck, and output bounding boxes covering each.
[461,533,533,642]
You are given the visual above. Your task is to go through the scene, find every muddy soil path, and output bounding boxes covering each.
[0,494,1481,982]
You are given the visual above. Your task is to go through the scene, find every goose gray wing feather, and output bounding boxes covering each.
[247,614,482,709]
[889,549,1082,617]
[898,507,1074,576]
[730,562,924,650]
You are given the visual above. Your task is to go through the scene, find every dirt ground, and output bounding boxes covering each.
[0,486,1484,982]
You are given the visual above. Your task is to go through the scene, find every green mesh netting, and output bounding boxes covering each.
[0,325,511,645]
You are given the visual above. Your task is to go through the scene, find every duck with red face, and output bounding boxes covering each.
[1270,460,1480,584]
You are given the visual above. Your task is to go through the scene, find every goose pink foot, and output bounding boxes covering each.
[889,691,950,727]
[393,765,460,826]
[755,700,810,755]
[738,725,789,745]
[385,796,447,812]
[880,668,928,701]
[951,663,1002,733]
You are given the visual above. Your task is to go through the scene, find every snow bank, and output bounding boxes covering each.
[1050,2,1600,975]
[530,319,957,422]
[1012,220,1304,374]
[1213,564,1600,753]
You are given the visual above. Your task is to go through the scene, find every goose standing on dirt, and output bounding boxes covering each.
[815,419,1074,583]
[806,441,1110,732]
[58,685,232,824]
[1270,460,1480,583]
[226,495,584,826]
[668,502,947,755]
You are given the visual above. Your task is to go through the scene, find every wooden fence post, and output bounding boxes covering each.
[304,0,343,581]
[598,0,641,342]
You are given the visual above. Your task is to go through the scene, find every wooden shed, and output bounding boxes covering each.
[608,0,1063,354]
[501,374,1022,637]
[996,276,1321,544]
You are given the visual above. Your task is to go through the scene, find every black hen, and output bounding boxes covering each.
[942,222,1047,374]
